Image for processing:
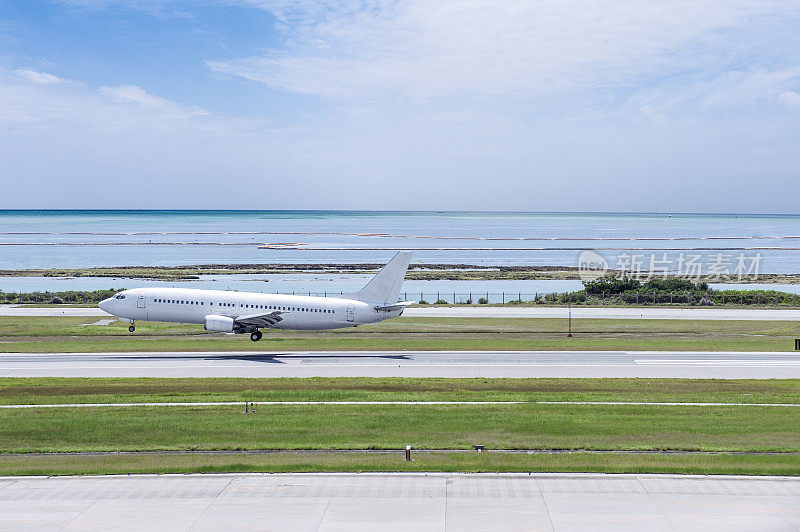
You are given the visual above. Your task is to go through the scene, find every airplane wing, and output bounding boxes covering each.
[234,310,286,328]
[373,301,415,311]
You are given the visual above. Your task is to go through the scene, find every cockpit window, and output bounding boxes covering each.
[114,295,126,299]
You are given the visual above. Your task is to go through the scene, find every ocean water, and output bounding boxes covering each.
[2,210,800,266]
[1,210,799,294]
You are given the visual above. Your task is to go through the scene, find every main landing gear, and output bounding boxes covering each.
[128,320,135,333]
[250,331,263,342]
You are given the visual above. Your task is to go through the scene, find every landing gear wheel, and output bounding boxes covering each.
[129,325,135,333]
[250,331,262,342]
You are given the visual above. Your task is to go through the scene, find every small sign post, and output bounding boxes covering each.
[567,303,573,338]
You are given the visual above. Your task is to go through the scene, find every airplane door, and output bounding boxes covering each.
[137,292,146,308]
[346,305,355,322]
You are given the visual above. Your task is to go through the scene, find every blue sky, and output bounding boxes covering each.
[1,1,799,211]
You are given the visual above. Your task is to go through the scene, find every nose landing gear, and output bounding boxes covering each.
[128,320,135,333]
[250,331,263,342]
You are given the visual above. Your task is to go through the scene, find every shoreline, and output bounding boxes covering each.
[0,264,798,283]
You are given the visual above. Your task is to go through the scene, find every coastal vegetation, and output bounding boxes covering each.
[3,285,800,307]
[1,264,799,283]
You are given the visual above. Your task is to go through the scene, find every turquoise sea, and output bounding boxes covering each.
[1,210,798,296]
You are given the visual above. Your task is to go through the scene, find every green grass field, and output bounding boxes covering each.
[3,377,800,476]
[3,377,800,404]
[3,451,799,477]
[2,316,799,352]
[2,403,799,453]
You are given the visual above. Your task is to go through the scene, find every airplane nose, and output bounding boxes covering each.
[98,298,113,313]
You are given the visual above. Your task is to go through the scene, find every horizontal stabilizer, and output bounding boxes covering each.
[374,301,415,311]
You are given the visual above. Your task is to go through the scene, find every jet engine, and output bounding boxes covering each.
[204,314,235,332]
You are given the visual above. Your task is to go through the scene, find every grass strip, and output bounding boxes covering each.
[4,316,800,335]
[1,404,798,453]
[2,451,799,476]
[2,316,799,352]
[3,377,800,405]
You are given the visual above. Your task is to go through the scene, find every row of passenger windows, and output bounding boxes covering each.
[152,298,334,314]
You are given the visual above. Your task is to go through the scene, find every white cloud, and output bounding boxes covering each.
[778,91,800,111]
[99,84,210,116]
[639,105,666,125]
[700,69,800,109]
[623,67,800,119]
[210,0,796,102]
[99,84,170,106]
[15,69,64,86]
[2,1,800,210]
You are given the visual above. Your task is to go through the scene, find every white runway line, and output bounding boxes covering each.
[1,401,798,408]
[4,350,800,378]
[635,359,800,365]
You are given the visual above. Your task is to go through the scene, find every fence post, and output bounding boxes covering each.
[518,292,521,302]
[453,292,456,304]
[502,292,505,304]
[420,292,423,302]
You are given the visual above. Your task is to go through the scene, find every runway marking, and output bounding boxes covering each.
[0,364,710,370]
[635,359,800,365]
[1,401,797,408]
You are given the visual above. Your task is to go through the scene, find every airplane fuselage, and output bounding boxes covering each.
[99,287,403,331]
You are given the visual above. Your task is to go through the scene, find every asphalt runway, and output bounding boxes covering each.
[1,472,798,531]
[5,304,800,320]
[2,350,800,378]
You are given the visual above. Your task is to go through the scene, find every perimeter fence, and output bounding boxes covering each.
[2,288,799,307]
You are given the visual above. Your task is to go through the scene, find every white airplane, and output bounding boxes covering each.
[98,251,413,341]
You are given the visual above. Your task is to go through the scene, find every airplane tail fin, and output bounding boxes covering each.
[348,251,412,305]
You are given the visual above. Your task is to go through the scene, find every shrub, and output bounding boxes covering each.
[478,297,489,304]
[418,299,428,305]
[51,297,64,304]
[583,277,641,294]
[434,299,448,305]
